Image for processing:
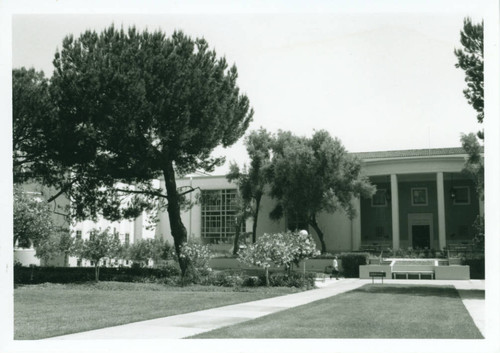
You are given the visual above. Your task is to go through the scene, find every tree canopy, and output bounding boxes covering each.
[13,26,253,274]
[455,17,483,139]
[267,130,375,253]
[13,186,57,249]
[226,128,273,245]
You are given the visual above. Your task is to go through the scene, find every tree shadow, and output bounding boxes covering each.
[457,289,485,300]
[353,284,472,299]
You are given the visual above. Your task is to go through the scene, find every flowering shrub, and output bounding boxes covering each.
[172,241,212,283]
[238,231,320,285]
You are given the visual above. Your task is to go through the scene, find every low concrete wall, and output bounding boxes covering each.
[14,249,40,266]
[435,265,470,280]
[392,265,435,272]
[359,265,392,279]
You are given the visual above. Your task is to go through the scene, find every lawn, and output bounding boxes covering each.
[191,284,483,339]
[14,281,301,340]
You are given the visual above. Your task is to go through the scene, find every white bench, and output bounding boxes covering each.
[392,271,434,280]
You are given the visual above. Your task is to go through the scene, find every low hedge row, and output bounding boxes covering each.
[14,265,317,288]
[14,265,181,284]
[338,253,369,278]
[202,271,316,288]
[463,258,485,279]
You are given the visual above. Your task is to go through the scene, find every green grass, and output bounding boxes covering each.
[14,281,302,340]
[191,284,483,339]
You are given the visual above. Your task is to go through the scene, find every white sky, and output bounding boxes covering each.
[10,10,484,175]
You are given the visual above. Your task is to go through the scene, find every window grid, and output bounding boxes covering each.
[201,189,241,242]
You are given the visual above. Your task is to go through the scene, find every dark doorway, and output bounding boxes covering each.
[412,225,430,249]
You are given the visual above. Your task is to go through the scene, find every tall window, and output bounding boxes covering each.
[125,233,130,246]
[201,189,241,243]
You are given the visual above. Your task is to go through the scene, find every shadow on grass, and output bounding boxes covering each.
[354,284,464,299]
[457,289,485,300]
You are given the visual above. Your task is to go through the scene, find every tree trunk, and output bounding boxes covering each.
[232,218,241,255]
[309,215,327,254]
[95,264,100,282]
[252,195,261,243]
[265,267,269,286]
[163,161,188,276]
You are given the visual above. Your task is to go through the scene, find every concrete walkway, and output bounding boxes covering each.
[48,278,485,340]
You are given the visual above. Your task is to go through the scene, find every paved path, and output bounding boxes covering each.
[48,278,485,340]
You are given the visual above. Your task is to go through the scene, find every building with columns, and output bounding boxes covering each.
[14,146,484,267]
[158,147,483,253]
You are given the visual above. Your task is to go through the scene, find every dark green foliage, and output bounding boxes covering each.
[227,128,273,245]
[72,228,121,281]
[14,265,181,284]
[13,27,253,275]
[126,238,171,267]
[12,68,56,183]
[266,272,316,288]
[463,258,484,279]
[454,18,484,138]
[13,186,61,250]
[338,253,369,278]
[460,133,484,200]
[267,130,375,253]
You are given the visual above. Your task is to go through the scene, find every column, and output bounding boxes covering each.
[390,174,400,250]
[436,172,446,249]
[351,197,362,250]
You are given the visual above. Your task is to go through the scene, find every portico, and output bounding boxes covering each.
[352,148,482,251]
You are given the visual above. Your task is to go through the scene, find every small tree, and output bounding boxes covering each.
[227,129,273,244]
[460,133,484,200]
[238,231,319,286]
[127,239,153,267]
[455,17,484,139]
[72,228,121,281]
[267,130,375,253]
[35,228,73,266]
[171,241,212,284]
[13,186,55,249]
[126,238,171,267]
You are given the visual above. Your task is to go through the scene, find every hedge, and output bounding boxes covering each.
[463,258,485,279]
[338,252,369,278]
[14,265,180,284]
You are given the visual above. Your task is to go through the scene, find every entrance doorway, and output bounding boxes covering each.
[408,213,434,249]
[412,225,430,248]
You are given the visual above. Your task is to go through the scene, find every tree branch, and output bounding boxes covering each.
[115,188,169,199]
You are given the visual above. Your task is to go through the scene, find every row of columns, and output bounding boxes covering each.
[352,172,448,251]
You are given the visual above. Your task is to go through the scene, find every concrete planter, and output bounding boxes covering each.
[435,265,470,280]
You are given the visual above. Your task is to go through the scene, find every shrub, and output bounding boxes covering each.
[242,275,261,287]
[238,231,319,285]
[172,241,212,284]
[338,253,369,278]
[267,272,315,288]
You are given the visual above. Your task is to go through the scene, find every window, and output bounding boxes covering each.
[201,189,242,243]
[77,259,82,267]
[371,189,388,207]
[75,230,82,240]
[411,187,428,206]
[125,233,130,246]
[453,186,470,205]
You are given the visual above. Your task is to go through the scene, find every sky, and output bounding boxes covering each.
[10,9,485,175]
